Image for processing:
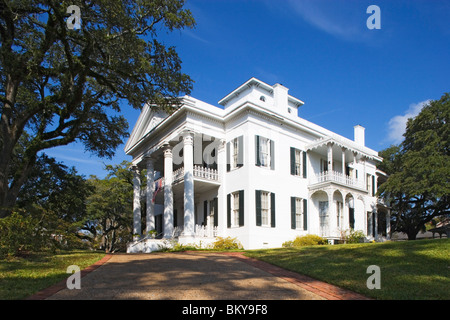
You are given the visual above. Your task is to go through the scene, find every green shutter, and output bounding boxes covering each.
[226,142,231,172]
[372,175,375,196]
[290,147,296,175]
[255,136,261,166]
[303,199,308,230]
[271,192,275,228]
[203,200,208,225]
[303,151,307,178]
[213,197,218,227]
[255,190,261,226]
[227,193,231,228]
[291,197,296,229]
[239,190,244,226]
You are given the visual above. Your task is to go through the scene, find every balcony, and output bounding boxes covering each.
[153,165,219,192]
[309,170,366,191]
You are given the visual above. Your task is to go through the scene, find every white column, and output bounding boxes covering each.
[183,133,195,237]
[163,147,174,238]
[217,139,226,236]
[327,142,333,172]
[341,148,346,175]
[132,166,141,240]
[145,156,155,234]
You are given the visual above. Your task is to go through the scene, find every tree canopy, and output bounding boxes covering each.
[0,0,195,216]
[378,93,450,239]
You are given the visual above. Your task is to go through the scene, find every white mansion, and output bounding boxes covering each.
[125,77,390,252]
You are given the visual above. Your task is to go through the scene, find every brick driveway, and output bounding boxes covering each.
[28,251,368,300]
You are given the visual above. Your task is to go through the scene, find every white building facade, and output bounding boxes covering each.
[125,78,390,252]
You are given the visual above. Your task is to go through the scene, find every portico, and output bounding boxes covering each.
[128,127,224,252]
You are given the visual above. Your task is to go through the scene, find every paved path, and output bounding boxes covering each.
[28,252,368,300]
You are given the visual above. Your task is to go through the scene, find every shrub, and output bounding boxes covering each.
[345,229,366,244]
[282,234,328,247]
[213,236,243,250]
[0,211,48,257]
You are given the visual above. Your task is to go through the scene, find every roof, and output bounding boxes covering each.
[218,77,304,107]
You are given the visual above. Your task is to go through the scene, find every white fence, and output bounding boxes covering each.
[194,224,218,238]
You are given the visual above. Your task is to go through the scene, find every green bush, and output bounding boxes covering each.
[282,234,328,247]
[213,236,243,250]
[344,229,366,244]
[0,211,48,257]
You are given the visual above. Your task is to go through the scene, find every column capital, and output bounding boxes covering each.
[163,146,173,158]
[182,133,194,145]
[217,139,226,151]
[131,165,140,173]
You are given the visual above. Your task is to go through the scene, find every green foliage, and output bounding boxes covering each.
[0,211,46,257]
[378,93,450,240]
[212,237,243,250]
[0,0,195,213]
[342,229,366,244]
[84,161,133,252]
[282,234,328,247]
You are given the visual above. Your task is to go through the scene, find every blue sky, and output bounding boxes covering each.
[44,0,450,178]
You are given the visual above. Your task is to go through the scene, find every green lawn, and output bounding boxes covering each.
[245,239,450,300]
[0,250,105,300]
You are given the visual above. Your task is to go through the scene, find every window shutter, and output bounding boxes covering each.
[291,197,296,229]
[237,136,244,167]
[255,190,261,226]
[290,147,296,175]
[174,209,178,228]
[303,199,308,230]
[255,135,261,166]
[226,142,231,172]
[227,193,231,228]
[372,175,375,196]
[271,192,276,227]
[213,197,218,227]
[270,140,275,170]
[239,190,244,226]
[203,200,208,225]
[303,151,307,178]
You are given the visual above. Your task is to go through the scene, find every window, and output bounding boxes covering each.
[260,137,270,167]
[255,135,274,169]
[227,136,243,171]
[319,201,329,230]
[232,138,239,169]
[290,147,307,177]
[256,190,275,227]
[320,158,328,173]
[261,191,270,226]
[291,197,307,230]
[336,201,343,228]
[232,192,240,227]
[227,191,244,228]
[367,174,375,196]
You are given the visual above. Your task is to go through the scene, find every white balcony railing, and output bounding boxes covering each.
[310,170,365,190]
[172,166,219,183]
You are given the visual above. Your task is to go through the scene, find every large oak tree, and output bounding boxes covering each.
[378,93,450,240]
[0,0,194,217]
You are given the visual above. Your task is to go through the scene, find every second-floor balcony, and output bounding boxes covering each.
[309,170,366,191]
[154,165,220,190]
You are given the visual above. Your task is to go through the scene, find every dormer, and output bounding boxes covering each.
[218,77,304,119]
